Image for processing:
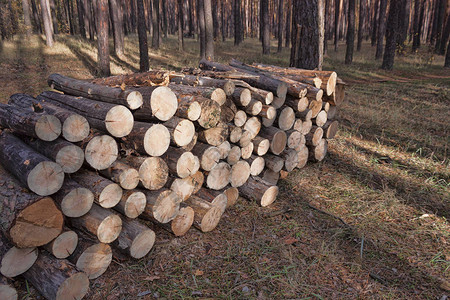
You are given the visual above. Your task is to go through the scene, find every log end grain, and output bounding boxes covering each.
[287,130,302,149]
[27,161,64,196]
[253,138,270,156]
[224,187,239,207]
[63,114,90,142]
[35,114,62,141]
[270,130,287,155]
[200,206,222,233]
[151,86,178,121]
[177,152,200,178]
[207,162,231,190]
[278,107,295,131]
[151,190,181,223]
[55,145,84,174]
[230,161,251,187]
[105,105,134,137]
[296,145,309,169]
[139,157,169,190]
[0,247,38,277]
[187,101,202,121]
[123,191,147,219]
[97,214,122,243]
[0,284,17,300]
[249,156,265,176]
[48,231,78,259]
[99,183,123,208]
[118,168,140,190]
[173,119,195,147]
[130,229,156,259]
[144,124,170,156]
[197,99,221,129]
[227,146,241,165]
[55,271,90,299]
[260,185,279,207]
[76,243,112,279]
[315,110,328,127]
[126,91,144,110]
[171,206,195,236]
[233,110,247,127]
[211,88,227,106]
[297,97,309,112]
[60,187,94,218]
[85,135,118,170]
[324,120,339,139]
[326,72,337,96]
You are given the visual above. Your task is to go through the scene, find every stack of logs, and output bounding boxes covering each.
[0,59,344,300]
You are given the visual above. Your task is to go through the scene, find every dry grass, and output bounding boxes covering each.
[1,34,449,299]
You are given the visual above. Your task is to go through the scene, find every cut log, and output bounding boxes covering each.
[245,99,263,116]
[260,168,280,186]
[181,132,198,152]
[114,190,146,219]
[285,96,309,112]
[248,87,274,105]
[43,229,78,259]
[170,74,235,96]
[238,176,279,207]
[163,147,200,178]
[306,126,324,147]
[0,233,38,278]
[258,105,277,119]
[48,73,143,109]
[99,160,140,190]
[276,106,295,131]
[262,116,276,127]
[112,218,155,259]
[271,96,286,109]
[69,203,122,243]
[308,138,328,162]
[313,110,328,127]
[206,162,231,190]
[296,108,313,121]
[167,205,194,236]
[52,178,94,218]
[0,275,17,300]
[323,83,345,106]
[23,250,89,300]
[280,149,299,172]
[120,122,170,156]
[0,132,64,196]
[234,110,247,127]
[163,117,195,147]
[246,155,265,176]
[67,236,112,279]
[23,137,84,174]
[217,141,231,160]
[264,154,285,172]
[286,130,303,149]
[140,189,181,223]
[258,127,287,155]
[198,124,228,146]
[227,146,241,165]
[327,105,337,119]
[91,71,169,86]
[0,103,61,142]
[220,99,237,123]
[191,143,220,171]
[132,86,178,121]
[169,83,227,106]
[295,145,309,169]
[71,169,123,208]
[301,120,313,135]
[238,130,253,148]
[229,87,252,107]
[194,188,228,214]
[322,120,339,139]
[243,117,261,139]
[293,119,303,132]
[241,142,254,160]
[39,91,134,138]
[169,171,205,201]
[172,94,202,121]
[122,156,169,190]
[252,137,270,156]
[0,166,63,248]
[77,129,118,171]
[9,93,88,142]
[196,99,221,129]
[308,100,323,118]
[230,160,251,187]
[184,196,223,232]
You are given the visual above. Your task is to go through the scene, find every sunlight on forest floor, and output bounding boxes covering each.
[0,34,449,299]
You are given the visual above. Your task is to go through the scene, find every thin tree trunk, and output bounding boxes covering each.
[40,0,54,47]
[177,0,184,50]
[30,0,42,33]
[445,39,450,67]
[371,0,379,46]
[434,0,446,52]
[110,0,124,57]
[151,0,160,49]
[96,0,110,76]
[161,0,168,37]
[22,0,32,35]
[439,11,450,55]
[324,0,329,53]
[261,0,269,54]
[49,0,58,34]
[188,0,194,37]
[375,0,388,59]
[357,0,365,51]
[204,0,214,60]
[335,0,340,51]
[412,0,421,51]
[198,0,206,57]
[285,0,291,47]
[76,0,85,38]
[137,0,149,71]
[221,1,226,41]
[382,0,402,70]
[345,0,356,63]
[234,0,242,45]
[277,0,283,52]
[212,0,219,40]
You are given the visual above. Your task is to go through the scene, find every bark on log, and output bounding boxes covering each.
[293,119,303,132]
[98,160,140,190]
[322,120,339,139]
[271,96,286,109]
[285,96,309,112]
[206,162,231,190]
[49,73,143,109]
[258,127,287,155]
[264,154,285,173]
[230,160,251,187]
[0,132,64,196]
[229,87,252,107]
[191,143,221,171]
[170,74,235,96]
[67,235,112,279]
[220,99,237,124]
[258,105,277,119]
[198,124,229,146]
[76,129,118,170]
[196,99,221,129]
[0,103,61,142]
[227,146,241,165]
[163,117,195,147]
[23,137,84,174]
[295,145,309,169]
[306,126,324,147]
[169,171,204,201]
[132,86,178,121]
[69,203,122,243]
[238,176,279,207]
[173,94,202,122]
[194,188,228,214]
[184,196,223,232]
[9,93,89,142]
[112,218,155,259]
[52,178,94,218]
[162,148,199,179]
[122,156,169,190]
[0,233,38,278]
[308,100,323,118]
[39,91,134,138]
[140,188,181,223]
[71,169,123,208]
[245,99,263,116]
[308,138,328,162]
[120,122,170,156]
[296,109,313,121]
[23,250,89,300]
[246,155,265,176]
[91,71,169,86]
[327,105,337,119]
[280,149,299,172]
[167,205,194,236]
[323,82,345,106]
[43,229,78,259]
[114,190,146,219]
[260,168,280,186]
[169,83,226,106]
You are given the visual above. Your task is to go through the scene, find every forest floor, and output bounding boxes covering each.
[0,35,449,299]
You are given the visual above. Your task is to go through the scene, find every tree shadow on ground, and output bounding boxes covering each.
[58,37,99,76]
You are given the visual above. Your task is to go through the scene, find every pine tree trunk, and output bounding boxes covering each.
[198,0,206,57]
[412,0,421,51]
[161,0,168,37]
[177,0,184,50]
[277,0,283,52]
[285,0,291,47]
[22,0,32,35]
[375,0,388,59]
[357,0,365,51]
[137,0,149,71]
[30,0,42,33]
[96,0,110,76]
[382,0,402,70]
[151,0,160,49]
[345,0,356,64]
[334,0,340,51]
[371,0,379,46]
[76,0,86,38]
[40,0,54,46]
[204,0,214,60]
[234,0,242,45]
[110,0,124,57]
[261,0,270,54]
[445,39,450,67]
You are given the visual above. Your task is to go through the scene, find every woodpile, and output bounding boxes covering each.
[0,60,344,299]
